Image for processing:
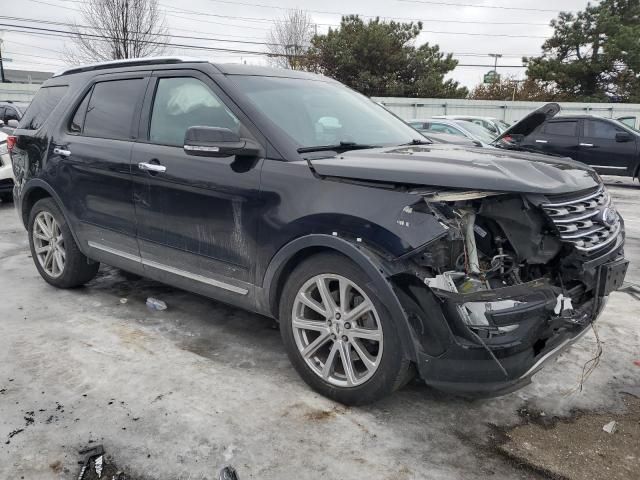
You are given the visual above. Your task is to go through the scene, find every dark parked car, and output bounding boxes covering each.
[502,106,640,178]
[9,59,628,404]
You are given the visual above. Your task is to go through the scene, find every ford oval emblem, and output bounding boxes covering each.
[600,207,618,227]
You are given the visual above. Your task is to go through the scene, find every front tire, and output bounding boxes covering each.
[279,253,411,405]
[28,198,99,288]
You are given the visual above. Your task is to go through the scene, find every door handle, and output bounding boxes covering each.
[535,139,548,144]
[579,143,594,147]
[138,162,166,173]
[53,147,71,157]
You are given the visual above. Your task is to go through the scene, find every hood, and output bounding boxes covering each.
[492,103,560,146]
[307,143,600,195]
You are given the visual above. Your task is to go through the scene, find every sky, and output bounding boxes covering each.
[0,0,592,89]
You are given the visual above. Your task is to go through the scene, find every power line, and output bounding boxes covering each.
[397,0,567,12]
[33,0,555,28]
[2,16,539,63]
[0,16,288,47]
[4,14,549,46]
[2,24,529,68]
[165,0,552,27]
[0,23,281,57]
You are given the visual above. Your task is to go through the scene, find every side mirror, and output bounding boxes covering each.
[184,126,260,158]
[7,119,19,128]
[615,131,632,142]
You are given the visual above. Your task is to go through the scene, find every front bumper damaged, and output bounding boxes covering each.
[390,239,628,397]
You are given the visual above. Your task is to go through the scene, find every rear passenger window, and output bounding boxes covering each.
[19,85,68,130]
[149,77,240,147]
[83,78,146,140]
[543,121,577,136]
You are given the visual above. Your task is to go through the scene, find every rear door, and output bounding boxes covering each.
[578,118,637,175]
[54,72,149,265]
[130,70,263,299]
[522,119,580,158]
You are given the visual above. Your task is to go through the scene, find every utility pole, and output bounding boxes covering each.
[0,36,5,84]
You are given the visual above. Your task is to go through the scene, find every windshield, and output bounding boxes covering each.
[452,120,497,144]
[233,76,420,150]
[611,118,639,133]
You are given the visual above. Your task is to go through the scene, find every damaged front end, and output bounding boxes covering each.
[390,186,628,396]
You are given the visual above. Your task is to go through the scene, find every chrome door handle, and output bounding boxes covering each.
[53,147,71,157]
[138,162,166,173]
[535,139,548,144]
[579,143,594,147]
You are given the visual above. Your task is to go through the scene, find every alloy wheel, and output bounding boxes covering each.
[291,274,383,387]
[33,211,66,278]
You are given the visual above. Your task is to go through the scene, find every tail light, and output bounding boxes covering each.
[7,135,17,152]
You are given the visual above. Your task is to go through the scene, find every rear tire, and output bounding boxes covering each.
[28,198,99,288]
[279,252,411,405]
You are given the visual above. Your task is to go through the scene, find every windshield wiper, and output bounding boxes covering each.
[297,141,381,153]
[400,138,432,146]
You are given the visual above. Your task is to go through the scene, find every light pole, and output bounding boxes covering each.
[488,53,502,83]
[0,33,5,84]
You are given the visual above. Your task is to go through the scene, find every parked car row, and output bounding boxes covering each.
[405,106,640,181]
[0,131,14,202]
[0,101,29,201]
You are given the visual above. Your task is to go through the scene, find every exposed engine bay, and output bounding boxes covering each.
[402,188,625,346]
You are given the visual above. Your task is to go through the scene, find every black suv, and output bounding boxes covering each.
[9,59,628,404]
[513,111,640,178]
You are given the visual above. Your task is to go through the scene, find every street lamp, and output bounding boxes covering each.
[488,53,502,70]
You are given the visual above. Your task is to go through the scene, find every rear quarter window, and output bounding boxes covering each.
[19,85,68,130]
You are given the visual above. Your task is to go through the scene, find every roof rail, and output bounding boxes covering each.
[53,56,206,77]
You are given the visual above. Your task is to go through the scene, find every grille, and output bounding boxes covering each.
[541,187,621,253]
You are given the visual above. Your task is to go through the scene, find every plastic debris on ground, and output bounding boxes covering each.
[602,420,618,434]
[145,297,167,311]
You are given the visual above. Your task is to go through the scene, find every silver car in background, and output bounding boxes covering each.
[408,118,497,146]
[433,115,511,135]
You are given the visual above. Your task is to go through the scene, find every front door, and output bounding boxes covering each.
[54,73,149,265]
[578,118,637,175]
[131,71,264,301]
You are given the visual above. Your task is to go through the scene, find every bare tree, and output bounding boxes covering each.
[267,9,315,70]
[66,0,170,64]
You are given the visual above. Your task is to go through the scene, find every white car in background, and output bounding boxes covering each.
[0,130,14,202]
[408,118,497,146]
[432,115,510,136]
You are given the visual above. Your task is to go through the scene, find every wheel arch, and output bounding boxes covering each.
[259,234,421,362]
[20,179,83,248]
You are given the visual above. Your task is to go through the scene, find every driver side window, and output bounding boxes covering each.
[149,77,240,147]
